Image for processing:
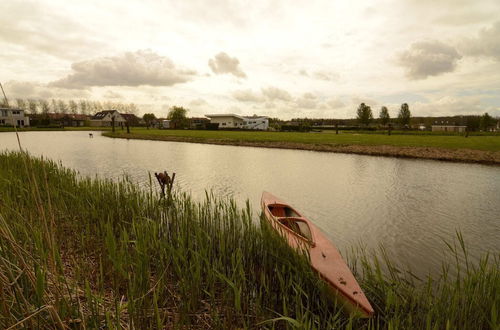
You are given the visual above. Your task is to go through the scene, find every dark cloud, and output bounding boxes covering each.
[261,86,292,101]
[398,40,462,79]
[232,89,263,102]
[208,52,247,78]
[49,50,197,89]
[460,21,500,60]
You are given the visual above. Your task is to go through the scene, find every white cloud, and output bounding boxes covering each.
[208,52,246,78]
[398,41,462,79]
[103,90,123,99]
[49,50,197,89]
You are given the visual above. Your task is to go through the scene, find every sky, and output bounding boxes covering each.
[1,0,500,119]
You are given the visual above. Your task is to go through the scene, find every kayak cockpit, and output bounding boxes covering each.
[266,203,315,245]
[268,204,301,217]
[278,217,313,242]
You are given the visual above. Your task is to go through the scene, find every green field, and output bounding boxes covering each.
[106,128,500,152]
[1,152,498,329]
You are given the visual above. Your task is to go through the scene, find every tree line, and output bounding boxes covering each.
[3,98,139,116]
[357,103,411,127]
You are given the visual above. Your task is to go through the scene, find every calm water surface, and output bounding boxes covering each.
[1,131,499,276]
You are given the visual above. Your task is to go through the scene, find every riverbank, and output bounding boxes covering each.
[103,129,500,165]
[1,151,497,329]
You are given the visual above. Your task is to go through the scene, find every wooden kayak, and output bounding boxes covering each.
[261,191,374,318]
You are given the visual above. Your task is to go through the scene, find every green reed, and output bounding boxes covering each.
[0,151,498,329]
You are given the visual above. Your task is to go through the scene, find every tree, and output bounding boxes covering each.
[167,106,188,128]
[39,100,50,114]
[51,99,58,113]
[398,103,411,127]
[27,99,38,114]
[57,100,68,114]
[356,103,373,126]
[68,100,78,114]
[16,99,27,110]
[143,113,157,128]
[379,106,390,126]
[480,112,493,131]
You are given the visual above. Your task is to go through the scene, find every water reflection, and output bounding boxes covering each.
[1,131,499,277]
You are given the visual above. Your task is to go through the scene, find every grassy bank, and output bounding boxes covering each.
[103,129,500,165]
[0,152,498,329]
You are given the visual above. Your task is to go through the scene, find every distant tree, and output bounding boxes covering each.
[127,103,139,115]
[57,100,68,114]
[51,99,58,113]
[143,113,157,128]
[480,112,493,131]
[379,106,390,126]
[68,100,78,114]
[78,100,88,115]
[356,103,373,126]
[27,99,38,114]
[16,99,27,110]
[398,103,411,127]
[39,100,50,114]
[167,106,188,128]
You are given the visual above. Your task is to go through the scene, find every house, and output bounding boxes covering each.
[189,117,210,129]
[161,120,171,129]
[90,110,127,127]
[121,113,142,126]
[205,114,269,130]
[0,108,30,127]
[30,113,89,127]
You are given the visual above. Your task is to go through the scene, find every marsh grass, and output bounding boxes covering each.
[0,151,498,329]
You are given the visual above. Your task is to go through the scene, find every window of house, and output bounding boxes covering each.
[13,111,20,115]
[0,119,5,125]
[221,123,226,126]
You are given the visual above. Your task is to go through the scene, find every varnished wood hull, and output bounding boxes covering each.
[261,191,374,318]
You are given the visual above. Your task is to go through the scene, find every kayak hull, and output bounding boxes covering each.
[261,191,374,318]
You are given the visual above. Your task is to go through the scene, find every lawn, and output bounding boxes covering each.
[108,128,500,152]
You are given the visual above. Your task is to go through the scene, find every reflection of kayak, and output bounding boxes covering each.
[261,191,374,318]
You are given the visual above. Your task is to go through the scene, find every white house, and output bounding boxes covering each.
[205,114,269,130]
[89,110,127,127]
[0,108,30,127]
[431,125,467,133]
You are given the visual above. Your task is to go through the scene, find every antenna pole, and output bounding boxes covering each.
[0,82,23,152]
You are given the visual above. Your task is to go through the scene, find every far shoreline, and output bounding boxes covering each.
[102,132,500,166]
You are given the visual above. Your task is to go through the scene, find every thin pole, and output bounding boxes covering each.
[0,82,22,152]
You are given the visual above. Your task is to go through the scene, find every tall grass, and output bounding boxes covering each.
[0,151,498,329]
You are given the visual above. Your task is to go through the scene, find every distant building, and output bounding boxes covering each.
[205,114,269,130]
[0,108,30,127]
[189,117,210,129]
[120,113,141,126]
[431,125,467,133]
[161,119,171,129]
[90,110,126,127]
[30,113,89,127]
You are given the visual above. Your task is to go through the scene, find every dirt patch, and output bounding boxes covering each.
[103,133,500,166]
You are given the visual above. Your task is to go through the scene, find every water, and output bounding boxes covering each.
[1,131,499,276]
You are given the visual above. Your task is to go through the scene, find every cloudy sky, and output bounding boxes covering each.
[1,0,499,119]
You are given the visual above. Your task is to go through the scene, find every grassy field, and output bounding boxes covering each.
[0,151,498,329]
[105,128,500,152]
